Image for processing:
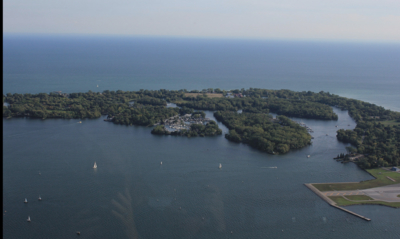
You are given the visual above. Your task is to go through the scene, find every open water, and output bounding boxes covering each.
[3,35,400,238]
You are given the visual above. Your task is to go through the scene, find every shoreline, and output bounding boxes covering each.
[304,183,371,221]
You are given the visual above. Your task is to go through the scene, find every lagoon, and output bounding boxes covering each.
[3,107,400,238]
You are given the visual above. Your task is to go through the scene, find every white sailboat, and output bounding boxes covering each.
[27,216,31,222]
[219,163,222,169]
[93,162,97,169]
[24,198,28,203]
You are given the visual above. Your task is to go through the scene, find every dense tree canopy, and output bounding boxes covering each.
[4,88,400,166]
[214,111,311,154]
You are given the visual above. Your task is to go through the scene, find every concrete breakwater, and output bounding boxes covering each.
[304,184,371,221]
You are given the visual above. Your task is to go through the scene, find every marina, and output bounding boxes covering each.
[163,114,212,132]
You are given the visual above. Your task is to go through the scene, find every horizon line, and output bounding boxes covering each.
[3,32,400,45]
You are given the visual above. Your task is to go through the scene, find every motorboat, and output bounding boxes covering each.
[24,198,28,203]
[219,163,222,169]
[93,162,97,169]
[38,196,42,201]
[27,216,31,222]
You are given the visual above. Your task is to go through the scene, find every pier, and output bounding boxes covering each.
[304,184,371,221]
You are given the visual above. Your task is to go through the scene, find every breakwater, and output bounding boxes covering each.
[304,184,371,221]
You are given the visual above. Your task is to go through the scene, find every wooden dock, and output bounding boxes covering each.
[304,183,371,221]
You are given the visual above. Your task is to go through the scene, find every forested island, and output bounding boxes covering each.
[3,88,400,168]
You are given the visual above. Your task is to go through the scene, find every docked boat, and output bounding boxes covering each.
[27,216,31,222]
[93,162,97,169]
[219,163,222,169]
[24,198,28,203]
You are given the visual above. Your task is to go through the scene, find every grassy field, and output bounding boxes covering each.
[184,93,224,98]
[313,168,400,191]
[343,195,374,201]
[329,196,400,208]
[380,120,400,126]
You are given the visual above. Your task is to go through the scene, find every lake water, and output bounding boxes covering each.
[3,35,400,238]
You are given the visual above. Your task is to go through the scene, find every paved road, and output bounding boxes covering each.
[323,183,400,202]
[324,190,366,196]
[362,184,400,202]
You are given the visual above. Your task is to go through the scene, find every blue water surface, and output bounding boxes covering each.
[3,35,400,239]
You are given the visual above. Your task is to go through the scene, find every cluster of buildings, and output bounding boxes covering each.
[53,91,69,97]
[163,114,211,132]
[104,115,115,122]
[225,92,244,98]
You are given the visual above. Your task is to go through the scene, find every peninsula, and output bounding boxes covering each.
[3,88,400,168]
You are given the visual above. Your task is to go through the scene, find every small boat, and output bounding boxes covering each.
[160,161,162,165]
[307,155,310,158]
[219,163,222,169]
[93,162,97,169]
[27,216,31,222]
[24,198,28,203]
[39,172,41,175]
[76,231,81,235]
[97,85,99,87]
[38,196,42,201]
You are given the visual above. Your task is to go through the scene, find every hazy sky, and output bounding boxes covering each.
[3,0,400,42]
